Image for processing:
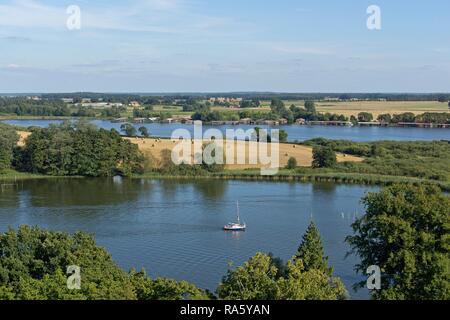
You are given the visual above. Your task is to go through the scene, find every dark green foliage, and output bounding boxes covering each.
[357,112,374,122]
[15,122,144,177]
[278,129,288,143]
[138,127,150,138]
[0,97,71,117]
[120,123,137,137]
[0,226,208,300]
[0,124,19,171]
[295,222,332,276]
[312,146,337,168]
[0,226,136,300]
[129,270,209,300]
[218,226,347,300]
[347,184,450,300]
[286,157,297,169]
[304,100,316,114]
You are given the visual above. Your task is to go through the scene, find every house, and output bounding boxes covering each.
[129,101,141,107]
[278,118,288,125]
[295,118,306,125]
[239,118,252,125]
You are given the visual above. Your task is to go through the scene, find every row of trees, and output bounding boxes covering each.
[362,112,450,124]
[13,122,145,177]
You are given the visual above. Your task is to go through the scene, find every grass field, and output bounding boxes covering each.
[126,137,363,170]
[212,100,449,118]
[315,101,449,118]
[18,131,362,169]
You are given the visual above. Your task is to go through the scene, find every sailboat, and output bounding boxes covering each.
[223,201,246,231]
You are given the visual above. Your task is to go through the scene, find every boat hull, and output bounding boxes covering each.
[223,226,246,231]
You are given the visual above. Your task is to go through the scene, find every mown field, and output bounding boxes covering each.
[210,100,449,118]
[126,137,362,170]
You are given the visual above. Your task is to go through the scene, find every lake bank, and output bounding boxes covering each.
[3,119,450,142]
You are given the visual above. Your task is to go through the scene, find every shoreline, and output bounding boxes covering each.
[132,171,450,191]
[2,117,450,129]
[2,171,448,191]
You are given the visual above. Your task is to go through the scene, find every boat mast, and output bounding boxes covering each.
[236,201,240,224]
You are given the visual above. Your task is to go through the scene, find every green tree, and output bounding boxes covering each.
[218,252,347,300]
[357,112,374,122]
[346,184,450,300]
[295,222,332,276]
[129,270,209,300]
[312,146,337,168]
[304,101,316,114]
[16,123,144,177]
[138,126,150,138]
[286,157,297,169]
[0,124,19,171]
[120,123,137,137]
[278,130,288,143]
[277,259,347,300]
[0,226,136,300]
[217,253,280,300]
[377,114,392,123]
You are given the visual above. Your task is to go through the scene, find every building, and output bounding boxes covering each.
[295,118,306,125]
[129,101,141,107]
[239,118,252,125]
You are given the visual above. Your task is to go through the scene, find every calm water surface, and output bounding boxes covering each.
[0,178,376,299]
[3,119,449,142]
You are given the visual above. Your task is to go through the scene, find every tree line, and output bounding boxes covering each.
[0,122,145,177]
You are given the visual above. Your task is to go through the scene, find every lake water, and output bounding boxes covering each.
[3,119,449,142]
[0,178,376,299]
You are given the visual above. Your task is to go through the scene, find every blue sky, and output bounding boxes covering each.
[0,0,449,92]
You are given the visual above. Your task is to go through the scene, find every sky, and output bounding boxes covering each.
[0,0,449,93]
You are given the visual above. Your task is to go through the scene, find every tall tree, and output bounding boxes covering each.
[138,127,150,138]
[120,123,137,137]
[304,100,316,114]
[0,124,19,171]
[346,184,450,300]
[312,146,337,168]
[295,222,332,276]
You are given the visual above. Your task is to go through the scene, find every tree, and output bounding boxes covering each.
[377,113,392,123]
[295,222,332,276]
[218,252,347,300]
[346,184,450,300]
[357,112,374,122]
[120,123,137,137]
[15,122,144,177]
[0,226,208,300]
[218,253,279,300]
[276,259,347,300]
[437,96,447,103]
[129,270,209,300]
[304,101,316,114]
[0,124,19,171]
[286,157,297,169]
[278,130,288,143]
[0,226,136,300]
[312,146,337,168]
[138,127,150,138]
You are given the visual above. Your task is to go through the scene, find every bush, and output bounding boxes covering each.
[286,157,298,169]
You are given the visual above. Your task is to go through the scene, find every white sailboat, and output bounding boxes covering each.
[223,201,246,231]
